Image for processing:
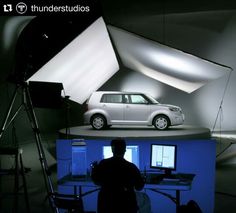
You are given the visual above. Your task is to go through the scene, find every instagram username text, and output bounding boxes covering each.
[31,4,90,13]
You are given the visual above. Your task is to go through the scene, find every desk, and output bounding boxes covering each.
[144,173,195,213]
[57,139,215,212]
[58,173,195,213]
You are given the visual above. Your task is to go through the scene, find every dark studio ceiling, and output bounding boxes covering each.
[101,0,236,20]
[100,0,236,41]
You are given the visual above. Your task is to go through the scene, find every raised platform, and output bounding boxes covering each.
[59,125,211,140]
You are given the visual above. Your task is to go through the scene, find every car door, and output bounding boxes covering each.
[100,93,124,123]
[123,94,150,124]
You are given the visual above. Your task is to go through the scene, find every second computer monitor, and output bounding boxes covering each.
[150,144,177,175]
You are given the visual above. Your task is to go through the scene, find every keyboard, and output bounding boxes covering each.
[145,173,185,183]
[145,174,164,184]
[162,178,181,182]
[144,173,195,184]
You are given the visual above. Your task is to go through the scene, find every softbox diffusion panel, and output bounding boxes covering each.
[28,81,63,108]
[108,25,232,93]
[27,17,119,104]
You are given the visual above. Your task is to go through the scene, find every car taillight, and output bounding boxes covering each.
[81,102,88,112]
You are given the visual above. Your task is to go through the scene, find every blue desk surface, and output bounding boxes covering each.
[58,172,195,192]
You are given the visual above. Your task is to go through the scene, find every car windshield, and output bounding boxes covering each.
[145,94,159,104]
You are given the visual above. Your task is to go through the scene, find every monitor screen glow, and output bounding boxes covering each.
[150,144,176,171]
[103,145,139,168]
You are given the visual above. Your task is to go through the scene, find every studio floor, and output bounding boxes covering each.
[0,135,236,213]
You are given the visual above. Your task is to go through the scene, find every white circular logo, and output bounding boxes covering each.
[16,2,27,14]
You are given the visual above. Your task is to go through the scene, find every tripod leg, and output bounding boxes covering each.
[0,86,19,140]
[23,85,59,213]
[13,151,19,213]
[19,150,31,213]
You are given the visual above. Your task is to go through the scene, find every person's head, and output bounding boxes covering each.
[111,138,126,157]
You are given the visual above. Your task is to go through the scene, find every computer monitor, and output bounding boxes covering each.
[150,144,177,176]
[103,145,139,168]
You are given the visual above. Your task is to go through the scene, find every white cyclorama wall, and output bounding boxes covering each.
[28,17,119,104]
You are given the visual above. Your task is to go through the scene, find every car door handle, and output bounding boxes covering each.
[102,104,106,107]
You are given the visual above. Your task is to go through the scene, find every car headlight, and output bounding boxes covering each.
[169,107,180,112]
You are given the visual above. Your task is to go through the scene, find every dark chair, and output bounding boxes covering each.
[49,192,84,213]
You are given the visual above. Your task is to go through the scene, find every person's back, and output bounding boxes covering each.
[91,138,144,213]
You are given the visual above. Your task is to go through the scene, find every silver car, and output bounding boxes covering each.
[83,91,184,130]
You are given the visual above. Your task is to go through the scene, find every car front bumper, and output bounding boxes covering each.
[171,113,185,126]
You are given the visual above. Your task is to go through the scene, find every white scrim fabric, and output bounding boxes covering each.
[108,25,231,93]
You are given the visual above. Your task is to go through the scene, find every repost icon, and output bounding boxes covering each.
[3,4,13,12]
[16,2,27,14]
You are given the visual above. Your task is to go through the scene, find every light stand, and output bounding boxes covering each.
[0,82,59,213]
[211,69,233,159]
[212,69,233,133]
[64,95,71,139]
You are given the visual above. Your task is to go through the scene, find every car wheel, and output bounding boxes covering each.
[153,115,170,130]
[91,114,107,130]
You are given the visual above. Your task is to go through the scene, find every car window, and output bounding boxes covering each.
[129,94,148,104]
[124,94,129,103]
[101,94,123,103]
[145,94,159,104]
